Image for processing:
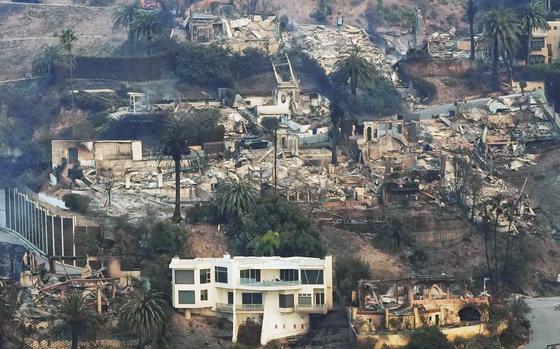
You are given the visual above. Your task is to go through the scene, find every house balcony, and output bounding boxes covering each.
[236,304,264,312]
[295,304,328,314]
[215,303,233,313]
[238,278,301,289]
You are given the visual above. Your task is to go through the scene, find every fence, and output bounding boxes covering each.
[0,188,102,265]
[6,321,151,349]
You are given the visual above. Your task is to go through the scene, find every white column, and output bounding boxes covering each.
[60,216,65,257]
[42,210,47,253]
[72,218,76,265]
[51,216,55,256]
[232,290,238,343]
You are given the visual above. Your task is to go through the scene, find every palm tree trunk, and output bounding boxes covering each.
[471,193,477,220]
[172,156,182,222]
[469,19,475,61]
[331,121,338,165]
[526,30,532,67]
[493,212,500,293]
[484,230,492,283]
[502,215,514,292]
[493,38,499,88]
[71,328,79,349]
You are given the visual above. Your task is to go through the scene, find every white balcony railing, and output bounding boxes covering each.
[236,304,264,311]
[239,278,300,287]
[295,304,327,313]
[215,303,233,313]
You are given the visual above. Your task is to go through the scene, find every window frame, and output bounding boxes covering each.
[279,294,295,308]
[200,268,211,284]
[175,270,195,285]
[280,269,299,281]
[298,293,312,306]
[200,289,208,301]
[178,290,196,305]
[240,269,261,282]
[241,292,263,305]
[215,266,228,284]
[301,269,324,285]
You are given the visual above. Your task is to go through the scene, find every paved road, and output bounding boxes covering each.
[524,297,560,349]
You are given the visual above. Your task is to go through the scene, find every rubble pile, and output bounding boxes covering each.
[224,15,281,53]
[291,24,399,83]
[427,27,472,59]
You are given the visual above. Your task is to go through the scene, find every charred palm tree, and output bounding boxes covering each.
[466,0,478,61]
[160,115,191,222]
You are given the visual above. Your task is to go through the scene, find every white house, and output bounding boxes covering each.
[169,255,333,345]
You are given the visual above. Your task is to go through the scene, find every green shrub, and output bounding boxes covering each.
[335,255,372,305]
[62,193,91,214]
[404,327,453,349]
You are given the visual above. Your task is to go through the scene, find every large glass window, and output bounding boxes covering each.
[530,55,546,65]
[200,269,211,284]
[298,293,312,306]
[301,270,324,284]
[240,269,261,283]
[531,38,545,50]
[242,293,263,305]
[280,269,298,281]
[178,290,195,304]
[279,294,294,308]
[215,266,228,283]
[175,270,194,284]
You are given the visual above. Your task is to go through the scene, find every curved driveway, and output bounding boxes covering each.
[525,297,560,349]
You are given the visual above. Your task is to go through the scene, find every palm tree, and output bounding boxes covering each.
[113,1,140,31]
[118,288,166,349]
[484,8,523,86]
[59,28,78,101]
[59,28,77,54]
[214,178,257,220]
[55,293,101,349]
[466,0,478,61]
[160,115,191,223]
[32,45,74,81]
[130,10,167,51]
[522,0,550,66]
[333,46,378,96]
[252,230,281,256]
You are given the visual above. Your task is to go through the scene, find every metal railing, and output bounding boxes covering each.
[236,304,264,311]
[239,278,300,287]
[215,303,233,313]
[295,304,327,312]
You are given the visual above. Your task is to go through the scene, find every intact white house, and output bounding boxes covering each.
[169,255,333,345]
